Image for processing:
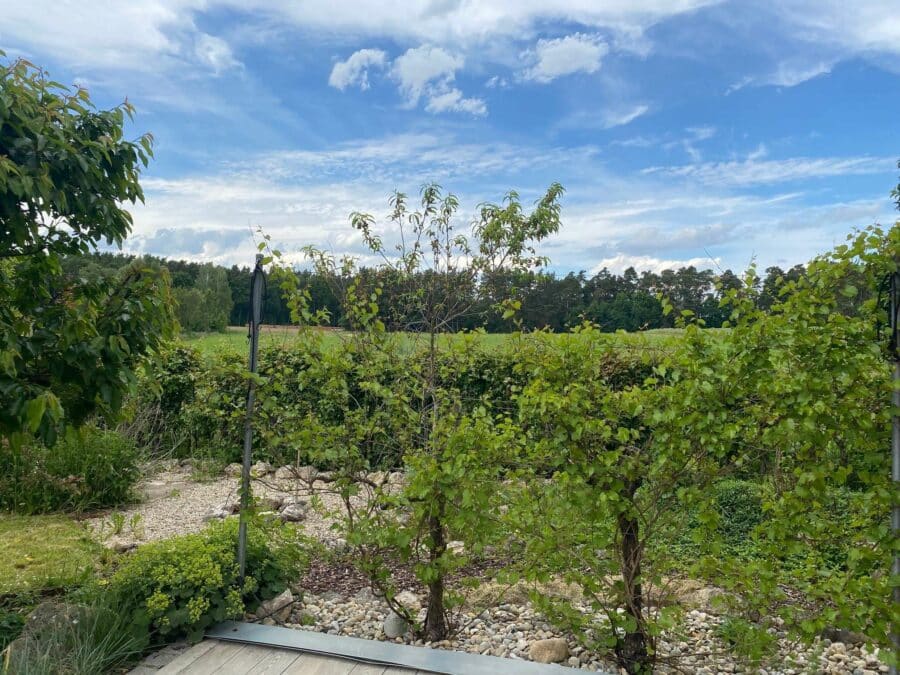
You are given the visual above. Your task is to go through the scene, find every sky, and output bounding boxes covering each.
[2,0,898,275]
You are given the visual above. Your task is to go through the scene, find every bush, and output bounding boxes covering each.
[0,427,140,513]
[108,518,307,643]
[712,480,764,548]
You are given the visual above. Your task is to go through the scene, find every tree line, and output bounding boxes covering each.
[62,251,810,333]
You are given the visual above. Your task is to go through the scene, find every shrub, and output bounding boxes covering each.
[0,427,140,513]
[108,518,307,643]
[712,480,764,548]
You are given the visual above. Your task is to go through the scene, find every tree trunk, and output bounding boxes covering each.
[424,512,447,641]
[616,502,651,674]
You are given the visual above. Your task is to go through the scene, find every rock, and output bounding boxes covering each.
[251,461,273,477]
[822,627,868,645]
[224,463,243,477]
[256,589,294,623]
[106,536,137,553]
[395,590,422,612]
[202,504,233,521]
[258,494,284,510]
[279,500,309,522]
[529,638,569,663]
[447,540,465,555]
[383,611,409,639]
[274,465,295,480]
[567,656,581,668]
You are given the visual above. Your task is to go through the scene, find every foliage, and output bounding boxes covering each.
[0,55,175,445]
[0,426,140,513]
[65,247,799,333]
[2,598,147,675]
[0,515,100,596]
[108,518,308,643]
[678,224,898,659]
[173,264,233,332]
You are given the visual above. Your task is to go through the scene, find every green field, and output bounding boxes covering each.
[181,325,697,356]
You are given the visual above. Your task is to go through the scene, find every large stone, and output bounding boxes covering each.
[279,500,309,522]
[258,494,284,511]
[529,638,569,664]
[382,611,409,639]
[224,463,243,478]
[256,589,294,623]
[395,590,421,612]
[106,536,137,553]
[274,465,296,480]
[250,461,273,477]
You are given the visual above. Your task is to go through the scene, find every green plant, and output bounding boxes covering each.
[0,609,25,652]
[2,598,147,675]
[108,518,308,643]
[0,426,140,513]
[109,513,126,536]
[0,55,175,446]
[715,616,776,666]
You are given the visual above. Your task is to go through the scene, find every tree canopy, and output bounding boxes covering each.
[0,56,175,444]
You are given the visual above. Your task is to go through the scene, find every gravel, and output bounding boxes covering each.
[89,464,888,673]
[283,591,887,673]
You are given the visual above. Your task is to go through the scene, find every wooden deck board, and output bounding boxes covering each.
[155,640,219,674]
[245,648,304,675]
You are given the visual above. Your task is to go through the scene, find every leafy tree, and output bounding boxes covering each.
[0,56,175,443]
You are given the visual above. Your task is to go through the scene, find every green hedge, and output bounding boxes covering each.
[0,426,139,513]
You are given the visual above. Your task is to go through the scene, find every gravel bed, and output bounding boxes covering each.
[283,591,887,674]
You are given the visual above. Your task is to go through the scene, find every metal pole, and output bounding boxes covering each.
[891,271,899,675]
[238,254,265,581]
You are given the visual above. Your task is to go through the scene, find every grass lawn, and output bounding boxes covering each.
[182,325,701,356]
[0,515,100,596]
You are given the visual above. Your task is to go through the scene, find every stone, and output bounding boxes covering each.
[106,536,137,553]
[529,638,569,663]
[258,494,284,510]
[251,461,273,477]
[224,463,243,477]
[822,627,868,645]
[567,656,581,668]
[447,540,465,555]
[203,498,239,521]
[383,611,409,639]
[256,589,294,623]
[279,500,309,522]
[395,590,422,612]
[274,465,296,480]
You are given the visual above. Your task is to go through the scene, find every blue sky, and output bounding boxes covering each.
[2,0,898,274]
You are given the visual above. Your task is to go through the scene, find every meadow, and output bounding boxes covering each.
[182,324,695,356]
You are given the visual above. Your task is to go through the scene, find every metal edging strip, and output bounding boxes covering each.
[206,621,596,675]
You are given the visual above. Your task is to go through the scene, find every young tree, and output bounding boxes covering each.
[0,56,175,444]
[348,184,563,640]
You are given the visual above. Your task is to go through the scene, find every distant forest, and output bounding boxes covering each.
[62,252,808,333]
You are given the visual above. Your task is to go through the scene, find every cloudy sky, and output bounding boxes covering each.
[2,1,898,274]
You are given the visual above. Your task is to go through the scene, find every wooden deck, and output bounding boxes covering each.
[149,639,423,674]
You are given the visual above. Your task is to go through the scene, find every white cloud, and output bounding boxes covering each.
[601,104,649,128]
[485,75,509,88]
[424,88,487,116]
[194,33,241,74]
[387,45,485,115]
[328,48,387,90]
[590,254,720,274]
[642,155,894,186]
[391,45,463,105]
[727,60,832,93]
[766,1,900,58]
[522,33,609,83]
